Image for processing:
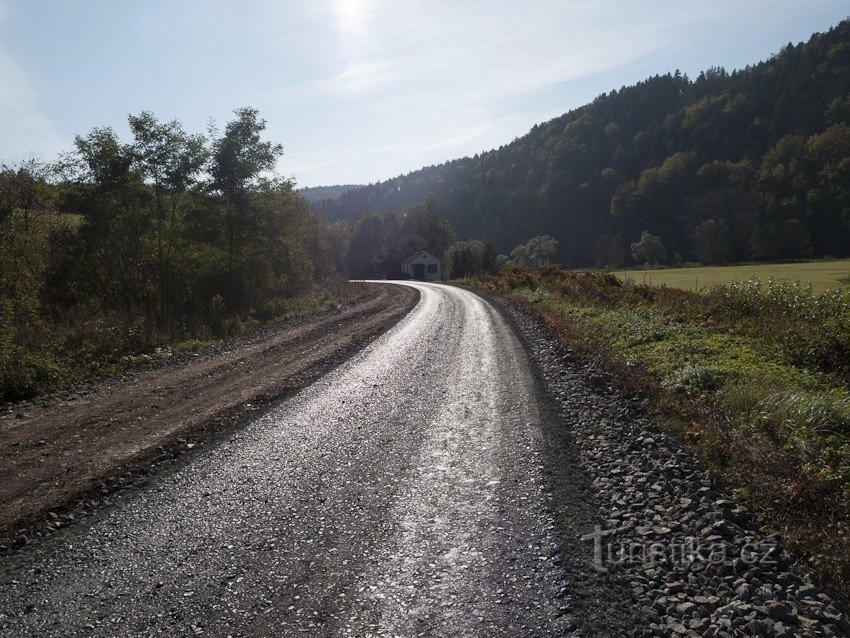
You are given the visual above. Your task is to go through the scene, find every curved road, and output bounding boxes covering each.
[0,283,574,637]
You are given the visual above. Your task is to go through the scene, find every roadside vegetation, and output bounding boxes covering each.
[0,109,359,403]
[473,266,850,603]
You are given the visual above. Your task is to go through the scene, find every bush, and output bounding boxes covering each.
[664,363,735,395]
[0,345,63,402]
[710,278,850,380]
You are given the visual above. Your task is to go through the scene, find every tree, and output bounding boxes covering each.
[63,126,156,315]
[68,127,134,188]
[0,158,58,313]
[693,219,731,264]
[594,233,625,268]
[443,240,497,278]
[749,219,813,260]
[346,212,390,278]
[631,231,667,264]
[0,158,54,231]
[508,235,559,268]
[344,199,458,278]
[397,196,457,258]
[128,111,207,325]
[209,108,283,307]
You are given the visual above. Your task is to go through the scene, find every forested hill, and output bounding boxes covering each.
[315,20,850,267]
[298,184,362,206]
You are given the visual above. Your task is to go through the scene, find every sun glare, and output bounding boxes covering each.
[333,0,371,32]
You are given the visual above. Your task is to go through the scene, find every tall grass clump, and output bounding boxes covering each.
[664,364,736,395]
[756,390,850,439]
[710,278,850,381]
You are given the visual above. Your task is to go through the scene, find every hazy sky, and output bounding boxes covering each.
[1,1,848,187]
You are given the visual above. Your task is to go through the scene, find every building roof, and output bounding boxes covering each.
[401,250,439,266]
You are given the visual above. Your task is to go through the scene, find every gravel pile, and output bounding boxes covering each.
[495,295,850,638]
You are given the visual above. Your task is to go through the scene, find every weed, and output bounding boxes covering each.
[756,390,850,439]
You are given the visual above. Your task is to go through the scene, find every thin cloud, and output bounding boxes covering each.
[332,60,400,93]
[283,0,738,185]
[329,0,691,98]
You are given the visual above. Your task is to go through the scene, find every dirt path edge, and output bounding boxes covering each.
[0,283,419,555]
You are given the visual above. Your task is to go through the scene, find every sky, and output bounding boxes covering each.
[1,1,848,188]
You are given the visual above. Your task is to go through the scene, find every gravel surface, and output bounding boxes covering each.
[0,284,415,552]
[0,283,575,637]
[487,290,850,638]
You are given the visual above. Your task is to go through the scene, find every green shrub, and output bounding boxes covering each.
[0,344,63,402]
[664,363,735,395]
[172,339,209,354]
[119,346,173,368]
[710,278,850,380]
[218,316,244,338]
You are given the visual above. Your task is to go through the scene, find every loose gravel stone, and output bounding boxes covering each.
[488,290,849,638]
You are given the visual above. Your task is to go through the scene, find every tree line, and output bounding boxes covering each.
[315,20,850,267]
[344,196,457,278]
[0,108,344,400]
[342,198,559,279]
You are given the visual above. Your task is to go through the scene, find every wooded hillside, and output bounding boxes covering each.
[298,185,363,207]
[316,20,850,267]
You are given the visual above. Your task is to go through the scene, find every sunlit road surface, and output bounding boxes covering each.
[0,282,572,637]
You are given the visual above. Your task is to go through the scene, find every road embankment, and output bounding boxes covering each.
[476,286,850,637]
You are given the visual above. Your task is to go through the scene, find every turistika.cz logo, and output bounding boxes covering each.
[580,524,779,574]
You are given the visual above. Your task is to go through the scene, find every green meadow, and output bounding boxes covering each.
[615,259,850,294]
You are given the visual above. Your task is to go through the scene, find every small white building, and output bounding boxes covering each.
[401,250,441,281]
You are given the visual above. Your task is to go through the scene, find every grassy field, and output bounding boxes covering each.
[615,259,850,293]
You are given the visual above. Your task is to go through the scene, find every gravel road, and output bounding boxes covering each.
[0,283,576,636]
[0,283,415,551]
